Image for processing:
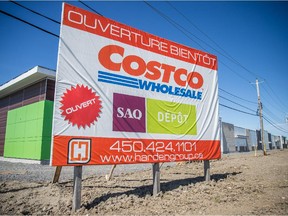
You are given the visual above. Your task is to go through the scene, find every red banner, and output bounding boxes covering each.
[52,136,220,166]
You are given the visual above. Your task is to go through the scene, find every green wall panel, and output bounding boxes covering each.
[41,100,54,160]
[4,100,54,160]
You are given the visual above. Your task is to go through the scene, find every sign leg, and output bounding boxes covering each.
[52,166,62,183]
[204,160,210,181]
[152,163,160,196]
[105,164,117,181]
[72,166,82,212]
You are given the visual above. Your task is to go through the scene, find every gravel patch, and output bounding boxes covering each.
[0,160,174,182]
[1,150,287,215]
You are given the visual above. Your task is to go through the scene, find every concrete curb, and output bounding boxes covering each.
[0,157,50,165]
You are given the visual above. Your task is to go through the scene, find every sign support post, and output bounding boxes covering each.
[204,160,210,181]
[105,164,117,181]
[52,166,62,183]
[72,166,82,212]
[152,163,160,196]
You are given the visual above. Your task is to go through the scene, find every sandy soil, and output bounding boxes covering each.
[1,150,288,215]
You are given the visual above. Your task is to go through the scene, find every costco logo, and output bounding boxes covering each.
[68,139,91,164]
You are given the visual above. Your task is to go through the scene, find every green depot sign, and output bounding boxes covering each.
[147,98,197,135]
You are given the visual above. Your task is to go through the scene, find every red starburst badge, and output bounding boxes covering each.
[60,84,102,128]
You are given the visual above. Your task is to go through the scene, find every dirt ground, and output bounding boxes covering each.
[0,150,288,215]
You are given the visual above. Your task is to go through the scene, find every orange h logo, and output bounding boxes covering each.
[68,139,91,164]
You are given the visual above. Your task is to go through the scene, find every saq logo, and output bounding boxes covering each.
[117,107,142,120]
[68,139,91,164]
[113,93,146,133]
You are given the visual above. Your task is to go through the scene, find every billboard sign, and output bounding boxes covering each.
[51,3,220,166]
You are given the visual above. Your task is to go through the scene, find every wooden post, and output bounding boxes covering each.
[52,166,62,183]
[72,166,82,212]
[152,163,160,196]
[105,164,117,181]
[204,160,210,181]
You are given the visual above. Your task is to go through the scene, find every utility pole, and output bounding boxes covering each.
[255,79,267,156]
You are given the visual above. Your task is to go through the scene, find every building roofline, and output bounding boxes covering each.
[0,66,56,98]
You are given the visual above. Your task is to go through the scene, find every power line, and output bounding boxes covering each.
[218,59,251,83]
[163,1,263,80]
[9,0,60,24]
[166,1,221,49]
[219,96,256,113]
[78,0,103,17]
[145,1,267,87]
[143,1,207,51]
[164,2,288,116]
[262,95,286,124]
[165,2,287,118]
[263,99,284,129]
[145,1,229,59]
[262,85,286,115]
[263,107,284,124]
[219,103,258,117]
[265,81,288,111]
[263,115,288,134]
[219,87,257,104]
[0,9,59,38]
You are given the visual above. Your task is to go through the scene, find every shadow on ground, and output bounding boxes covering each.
[85,171,241,209]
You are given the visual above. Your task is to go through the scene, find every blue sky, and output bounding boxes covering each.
[0,1,287,137]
